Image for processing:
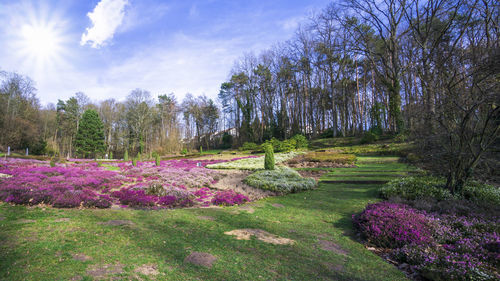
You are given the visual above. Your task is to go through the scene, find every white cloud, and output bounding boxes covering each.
[80,0,129,48]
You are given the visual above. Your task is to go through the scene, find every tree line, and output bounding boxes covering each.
[218,0,499,190]
[0,74,220,158]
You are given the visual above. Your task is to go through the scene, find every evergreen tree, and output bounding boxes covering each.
[74,109,105,158]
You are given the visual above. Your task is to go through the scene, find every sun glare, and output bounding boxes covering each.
[21,24,59,60]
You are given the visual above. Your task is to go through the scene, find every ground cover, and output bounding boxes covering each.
[0,156,257,209]
[205,151,301,170]
[0,155,410,281]
[243,167,316,194]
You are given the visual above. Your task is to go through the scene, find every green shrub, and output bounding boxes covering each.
[360,131,379,144]
[222,132,233,149]
[291,134,308,149]
[50,158,56,167]
[394,133,407,143]
[155,153,161,166]
[132,158,137,167]
[200,146,203,154]
[244,167,316,193]
[264,144,275,170]
[109,151,113,159]
[124,150,129,161]
[240,142,259,151]
[461,182,500,205]
[304,152,356,164]
[97,161,103,167]
[181,148,188,155]
[380,177,452,201]
[281,139,296,152]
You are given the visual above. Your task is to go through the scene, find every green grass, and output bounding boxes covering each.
[200,149,223,155]
[102,164,120,171]
[0,156,412,280]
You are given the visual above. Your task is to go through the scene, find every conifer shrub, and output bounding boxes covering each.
[155,153,161,166]
[124,150,129,161]
[264,144,274,170]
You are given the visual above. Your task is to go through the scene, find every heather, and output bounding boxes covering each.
[243,167,316,194]
[353,202,500,280]
[381,176,499,205]
[0,158,253,209]
[206,151,301,170]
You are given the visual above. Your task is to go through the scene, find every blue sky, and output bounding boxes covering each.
[0,0,330,105]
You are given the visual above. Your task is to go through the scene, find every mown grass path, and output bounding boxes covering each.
[0,156,415,280]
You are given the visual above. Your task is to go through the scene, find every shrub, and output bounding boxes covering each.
[240,142,259,151]
[111,188,156,207]
[264,144,274,170]
[132,158,137,167]
[53,191,83,208]
[155,153,161,166]
[181,148,188,155]
[50,158,56,167]
[380,176,453,201]
[461,181,500,205]
[281,139,296,152]
[291,134,308,149]
[304,152,356,164]
[244,167,316,194]
[211,190,249,206]
[352,202,435,248]
[360,131,379,144]
[124,150,129,161]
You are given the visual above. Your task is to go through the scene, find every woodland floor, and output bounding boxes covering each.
[0,156,416,280]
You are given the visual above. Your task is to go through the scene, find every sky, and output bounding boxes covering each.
[0,0,331,105]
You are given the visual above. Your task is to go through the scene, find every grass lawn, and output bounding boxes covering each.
[0,156,414,280]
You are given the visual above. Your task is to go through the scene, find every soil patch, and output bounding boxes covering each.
[14,219,36,224]
[184,252,217,268]
[211,170,277,200]
[321,262,344,272]
[71,253,92,261]
[238,205,255,214]
[134,264,159,276]
[97,220,135,226]
[196,216,215,221]
[86,263,124,280]
[296,170,329,180]
[225,229,295,245]
[54,218,70,222]
[321,180,389,184]
[317,240,348,256]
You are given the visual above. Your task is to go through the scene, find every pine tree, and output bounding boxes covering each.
[264,144,275,170]
[74,109,105,159]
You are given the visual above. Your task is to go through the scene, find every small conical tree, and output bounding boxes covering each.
[74,109,105,159]
[155,153,161,166]
[132,157,137,167]
[109,151,113,160]
[200,146,203,154]
[124,150,129,161]
[264,144,275,170]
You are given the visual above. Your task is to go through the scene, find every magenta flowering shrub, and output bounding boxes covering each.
[352,202,435,248]
[111,188,157,207]
[353,202,500,280]
[211,190,249,206]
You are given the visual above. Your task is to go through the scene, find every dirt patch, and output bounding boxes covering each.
[321,262,344,272]
[211,170,277,200]
[225,229,295,245]
[271,203,285,208]
[296,170,329,180]
[134,264,159,276]
[197,216,215,221]
[14,219,36,224]
[97,220,135,226]
[238,205,255,214]
[86,263,124,280]
[184,252,217,268]
[54,218,70,222]
[71,253,92,261]
[321,180,389,184]
[317,240,348,256]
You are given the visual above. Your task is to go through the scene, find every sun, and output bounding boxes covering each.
[20,22,64,67]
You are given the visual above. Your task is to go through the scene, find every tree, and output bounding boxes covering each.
[74,109,105,158]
